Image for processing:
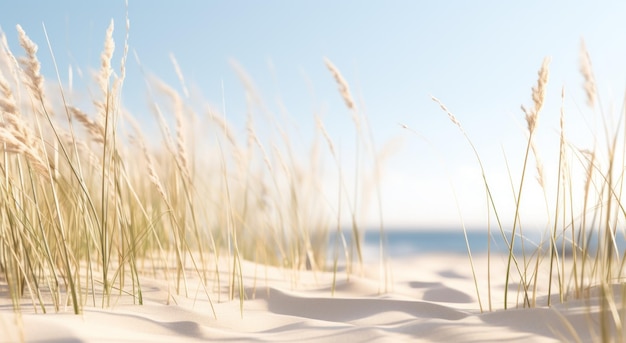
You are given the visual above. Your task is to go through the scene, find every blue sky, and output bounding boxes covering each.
[2,1,626,230]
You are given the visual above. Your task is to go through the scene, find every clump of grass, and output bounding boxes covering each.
[435,41,626,339]
[0,18,386,318]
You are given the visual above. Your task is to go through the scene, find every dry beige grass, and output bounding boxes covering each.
[323,57,359,127]
[16,25,44,102]
[94,20,115,123]
[522,57,550,134]
[2,20,379,319]
[580,40,596,108]
[0,54,51,178]
[69,106,105,144]
[155,79,191,180]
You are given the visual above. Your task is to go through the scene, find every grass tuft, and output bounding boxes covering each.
[0,20,387,318]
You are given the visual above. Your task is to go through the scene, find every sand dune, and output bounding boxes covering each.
[0,254,617,342]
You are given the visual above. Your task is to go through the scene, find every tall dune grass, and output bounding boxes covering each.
[0,21,383,316]
[5,15,626,342]
[435,42,626,340]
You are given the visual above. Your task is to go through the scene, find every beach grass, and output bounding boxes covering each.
[433,43,626,341]
[0,20,385,318]
[2,13,626,343]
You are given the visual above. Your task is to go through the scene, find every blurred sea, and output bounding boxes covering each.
[328,229,626,262]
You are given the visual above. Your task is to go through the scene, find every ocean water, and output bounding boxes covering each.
[328,229,626,262]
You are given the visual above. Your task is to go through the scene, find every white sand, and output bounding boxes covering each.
[0,254,618,342]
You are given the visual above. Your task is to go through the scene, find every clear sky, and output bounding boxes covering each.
[1,1,626,230]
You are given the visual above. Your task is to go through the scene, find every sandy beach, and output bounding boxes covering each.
[0,253,612,342]
[2,3,625,341]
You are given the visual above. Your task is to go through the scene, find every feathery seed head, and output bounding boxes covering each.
[532,57,550,114]
[324,58,355,111]
[0,71,17,115]
[16,25,44,101]
[324,57,361,130]
[431,96,461,129]
[99,20,115,93]
[69,106,105,144]
[579,40,596,108]
[525,57,550,134]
